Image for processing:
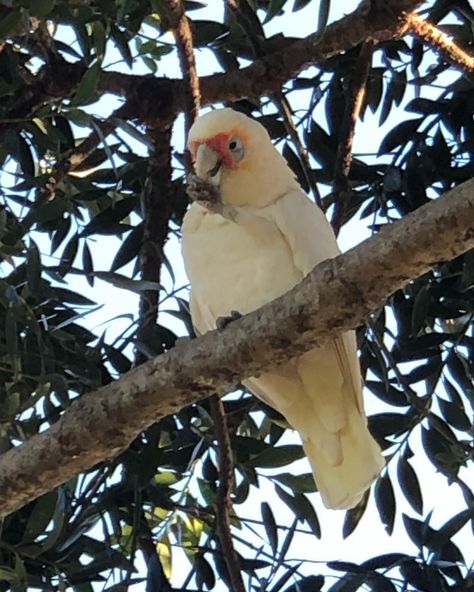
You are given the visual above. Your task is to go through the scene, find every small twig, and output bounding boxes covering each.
[163,0,200,173]
[137,514,173,592]
[406,13,474,83]
[40,107,127,199]
[273,93,322,207]
[210,396,246,592]
[331,41,374,235]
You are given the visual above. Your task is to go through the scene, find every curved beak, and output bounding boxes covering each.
[195,143,222,183]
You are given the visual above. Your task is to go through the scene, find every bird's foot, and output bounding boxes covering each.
[186,173,222,211]
[186,174,237,221]
[216,310,242,330]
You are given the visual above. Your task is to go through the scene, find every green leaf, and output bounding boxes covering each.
[284,575,324,592]
[5,306,19,371]
[249,444,304,468]
[51,287,96,306]
[273,472,316,493]
[0,567,17,583]
[437,396,471,432]
[365,380,408,407]
[60,235,79,272]
[293,0,313,10]
[275,486,321,538]
[71,61,102,107]
[378,118,422,154]
[375,472,395,535]
[0,8,24,38]
[315,0,330,41]
[342,492,369,538]
[397,457,423,514]
[81,197,137,236]
[91,20,106,60]
[110,224,143,271]
[265,0,288,22]
[27,240,42,294]
[28,0,55,17]
[261,501,278,552]
[195,553,215,590]
[103,343,132,373]
[21,490,58,544]
[92,271,160,293]
[83,241,94,286]
[17,134,35,177]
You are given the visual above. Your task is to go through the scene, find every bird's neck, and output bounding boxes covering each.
[221,152,300,208]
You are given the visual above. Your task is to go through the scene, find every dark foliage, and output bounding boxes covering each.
[0,0,472,590]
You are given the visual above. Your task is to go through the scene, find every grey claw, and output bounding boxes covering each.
[186,174,222,206]
[216,310,242,330]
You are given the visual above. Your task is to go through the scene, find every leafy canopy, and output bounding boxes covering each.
[0,0,472,591]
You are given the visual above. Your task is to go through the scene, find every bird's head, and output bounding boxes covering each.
[188,108,298,207]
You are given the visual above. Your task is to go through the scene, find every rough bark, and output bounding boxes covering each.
[0,177,472,518]
[407,13,474,83]
[0,0,424,135]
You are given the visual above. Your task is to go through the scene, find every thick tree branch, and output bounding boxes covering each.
[105,0,423,115]
[0,177,472,518]
[0,55,85,139]
[331,41,375,235]
[0,0,424,135]
[406,13,474,83]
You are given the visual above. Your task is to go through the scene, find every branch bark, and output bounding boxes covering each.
[0,0,424,135]
[210,396,246,592]
[406,13,474,83]
[162,0,200,172]
[136,121,174,363]
[104,0,423,116]
[0,177,472,518]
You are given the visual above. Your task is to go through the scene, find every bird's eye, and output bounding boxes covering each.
[228,137,244,160]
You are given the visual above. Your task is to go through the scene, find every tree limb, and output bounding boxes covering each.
[0,177,472,518]
[162,0,200,172]
[0,0,424,136]
[406,13,474,83]
[106,0,423,115]
[136,121,174,363]
[210,397,246,592]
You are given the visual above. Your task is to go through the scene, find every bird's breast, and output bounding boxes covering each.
[182,208,302,321]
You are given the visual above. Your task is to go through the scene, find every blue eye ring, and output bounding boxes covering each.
[228,137,244,160]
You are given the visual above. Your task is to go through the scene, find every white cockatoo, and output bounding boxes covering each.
[181,108,384,509]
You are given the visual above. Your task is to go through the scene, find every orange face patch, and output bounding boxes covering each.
[189,130,247,169]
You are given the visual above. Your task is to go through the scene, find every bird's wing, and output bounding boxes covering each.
[269,190,363,413]
[189,291,214,335]
[269,189,341,272]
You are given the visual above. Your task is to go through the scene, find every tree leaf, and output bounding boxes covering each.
[375,473,395,535]
[261,501,278,553]
[249,444,304,468]
[378,118,422,154]
[397,457,423,514]
[71,61,102,107]
[283,575,324,592]
[110,224,143,271]
[343,492,369,538]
